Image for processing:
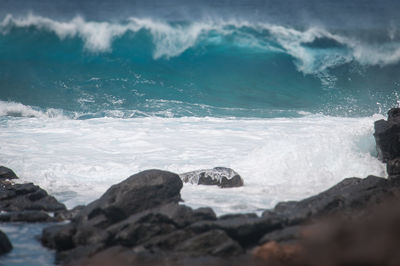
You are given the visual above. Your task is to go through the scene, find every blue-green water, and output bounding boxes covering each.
[0,1,398,265]
[1,11,399,118]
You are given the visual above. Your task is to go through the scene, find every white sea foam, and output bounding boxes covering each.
[0,100,68,119]
[1,14,400,75]
[0,112,386,215]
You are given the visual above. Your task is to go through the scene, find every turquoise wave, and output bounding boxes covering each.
[0,15,399,118]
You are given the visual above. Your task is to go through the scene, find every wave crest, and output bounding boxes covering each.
[0,100,68,119]
[1,13,400,74]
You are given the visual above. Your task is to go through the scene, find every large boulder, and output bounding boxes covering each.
[180,167,244,188]
[0,166,18,180]
[374,107,400,162]
[75,169,183,227]
[0,230,12,255]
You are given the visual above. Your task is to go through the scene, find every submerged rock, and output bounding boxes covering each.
[180,167,244,188]
[0,166,18,180]
[0,230,12,255]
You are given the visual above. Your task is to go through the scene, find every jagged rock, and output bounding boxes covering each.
[141,229,195,251]
[0,166,18,180]
[42,170,185,261]
[267,175,399,225]
[0,182,66,213]
[110,212,177,247]
[0,210,56,222]
[189,212,284,247]
[374,107,400,162]
[180,167,244,188]
[387,158,400,179]
[174,229,244,257]
[0,230,12,255]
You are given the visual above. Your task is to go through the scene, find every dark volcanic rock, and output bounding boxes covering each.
[42,223,76,251]
[267,175,399,225]
[0,166,18,180]
[55,205,85,221]
[189,212,284,247]
[42,170,186,261]
[374,107,400,162]
[0,182,66,213]
[42,170,248,265]
[0,210,56,222]
[75,169,182,227]
[259,225,303,245]
[174,229,243,257]
[0,230,12,255]
[180,167,244,188]
[387,158,400,179]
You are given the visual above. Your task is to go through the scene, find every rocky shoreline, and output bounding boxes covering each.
[1,108,400,265]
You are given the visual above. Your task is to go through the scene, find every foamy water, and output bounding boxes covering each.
[0,113,386,215]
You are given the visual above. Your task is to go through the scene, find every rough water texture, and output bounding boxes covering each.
[0,1,398,264]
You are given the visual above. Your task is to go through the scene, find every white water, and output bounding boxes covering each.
[3,13,400,75]
[0,112,386,215]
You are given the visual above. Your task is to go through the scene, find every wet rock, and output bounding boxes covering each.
[374,107,400,162]
[0,166,18,180]
[180,167,244,188]
[0,182,66,213]
[0,230,12,255]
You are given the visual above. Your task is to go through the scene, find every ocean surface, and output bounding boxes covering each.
[0,1,398,263]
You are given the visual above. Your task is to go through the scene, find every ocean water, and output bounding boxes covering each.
[0,2,399,262]
[1,1,399,263]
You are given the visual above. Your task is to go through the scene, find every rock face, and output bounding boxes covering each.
[374,107,400,162]
[0,230,12,255]
[0,167,66,222]
[180,167,244,188]
[374,107,400,179]
[0,166,18,180]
